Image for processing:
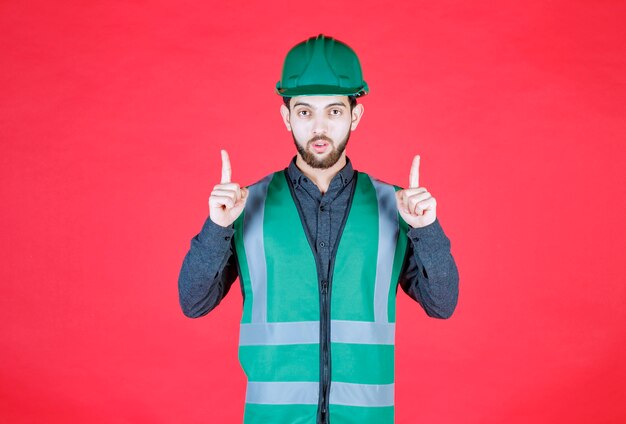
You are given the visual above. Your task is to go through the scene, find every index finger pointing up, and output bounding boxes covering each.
[221,149,232,184]
[409,154,420,188]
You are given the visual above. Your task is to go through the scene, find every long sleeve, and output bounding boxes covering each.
[398,217,459,319]
[177,215,239,318]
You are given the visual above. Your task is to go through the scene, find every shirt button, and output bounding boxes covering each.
[319,241,326,248]
[320,205,325,211]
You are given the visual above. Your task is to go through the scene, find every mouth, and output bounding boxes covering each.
[311,140,330,154]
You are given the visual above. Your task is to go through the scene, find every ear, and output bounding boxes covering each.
[350,103,364,131]
[280,104,292,131]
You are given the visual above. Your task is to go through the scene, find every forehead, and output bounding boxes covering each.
[291,95,349,109]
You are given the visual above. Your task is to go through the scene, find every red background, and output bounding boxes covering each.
[2,1,625,423]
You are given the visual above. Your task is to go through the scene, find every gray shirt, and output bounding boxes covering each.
[178,156,459,319]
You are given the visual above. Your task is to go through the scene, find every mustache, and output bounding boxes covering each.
[308,135,333,144]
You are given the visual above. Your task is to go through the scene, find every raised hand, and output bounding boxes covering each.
[395,155,437,228]
[208,149,249,227]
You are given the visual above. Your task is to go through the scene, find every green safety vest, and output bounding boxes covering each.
[233,169,409,424]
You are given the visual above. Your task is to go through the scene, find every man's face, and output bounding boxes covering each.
[280,95,364,169]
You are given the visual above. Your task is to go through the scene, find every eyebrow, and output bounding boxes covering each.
[293,102,347,109]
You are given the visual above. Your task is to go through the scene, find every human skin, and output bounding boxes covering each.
[279,95,364,193]
[208,95,437,229]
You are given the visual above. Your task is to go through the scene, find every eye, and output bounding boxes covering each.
[297,110,310,117]
[329,109,342,116]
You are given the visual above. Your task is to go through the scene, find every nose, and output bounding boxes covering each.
[312,116,328,135]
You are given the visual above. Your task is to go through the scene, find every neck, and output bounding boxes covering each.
[295,153,347,194]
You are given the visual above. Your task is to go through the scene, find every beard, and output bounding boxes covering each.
[293,130,351,169]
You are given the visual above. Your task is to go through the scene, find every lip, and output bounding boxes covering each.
[311,141,329,154]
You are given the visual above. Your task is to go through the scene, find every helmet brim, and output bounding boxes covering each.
[275,83,368,98]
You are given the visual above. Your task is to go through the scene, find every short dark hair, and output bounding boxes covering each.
[283,95,357,111]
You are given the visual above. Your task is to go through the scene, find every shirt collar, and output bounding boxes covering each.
[287,156,355,188]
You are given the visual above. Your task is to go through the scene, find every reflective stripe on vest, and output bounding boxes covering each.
[246,381,395,407]
[233,170,409,424]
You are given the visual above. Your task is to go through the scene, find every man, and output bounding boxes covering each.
[178,34,459,424]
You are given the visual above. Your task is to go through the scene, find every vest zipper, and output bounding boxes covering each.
[320,278,330,423]
[283,169,358,424]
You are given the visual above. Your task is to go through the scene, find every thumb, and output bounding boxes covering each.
[395,190,408,213]
[234,187,249,207]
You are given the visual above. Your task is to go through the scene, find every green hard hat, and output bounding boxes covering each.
[276,34,369,98]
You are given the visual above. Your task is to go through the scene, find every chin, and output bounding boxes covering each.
[293,134,348,170]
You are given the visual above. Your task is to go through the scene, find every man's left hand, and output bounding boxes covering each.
[395,155,437,228]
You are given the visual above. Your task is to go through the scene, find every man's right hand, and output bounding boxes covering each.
[208,149,248,227]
